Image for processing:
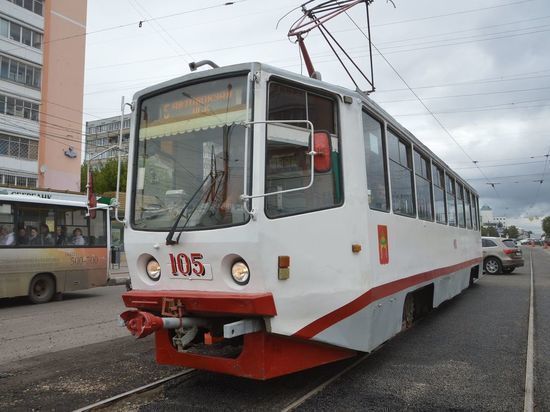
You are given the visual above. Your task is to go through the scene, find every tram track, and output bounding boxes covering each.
[73,369,197,411]
[71,256,539,412]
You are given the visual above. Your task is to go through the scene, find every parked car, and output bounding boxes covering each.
[482,237,524,274]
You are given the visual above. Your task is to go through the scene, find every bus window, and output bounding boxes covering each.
[414,150,433,221]
[446,174,457,226]
[432,164,446,224]
[59,208,89,246]
[265,82,341,218]
[89,210,107,246]
[362,111,389,211]
[0,203,15,246]
[17,205,55,246]
[388,130,415,217]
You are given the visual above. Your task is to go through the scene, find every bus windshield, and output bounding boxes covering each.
[133,75,251,231]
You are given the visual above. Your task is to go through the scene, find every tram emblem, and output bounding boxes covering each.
[378,225,389,265]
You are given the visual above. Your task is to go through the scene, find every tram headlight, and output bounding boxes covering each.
[231,261,250,285]
[146,259,161,281]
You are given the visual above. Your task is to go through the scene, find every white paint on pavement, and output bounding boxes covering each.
[523,250,535,412]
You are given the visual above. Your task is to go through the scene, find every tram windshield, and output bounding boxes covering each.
[133,75,251,231]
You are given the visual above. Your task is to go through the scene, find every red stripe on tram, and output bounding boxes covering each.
[293,257,482,340]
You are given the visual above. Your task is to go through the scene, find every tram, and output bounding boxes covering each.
[119,62,482,379]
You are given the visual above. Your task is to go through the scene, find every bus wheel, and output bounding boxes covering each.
[29,274,55,304]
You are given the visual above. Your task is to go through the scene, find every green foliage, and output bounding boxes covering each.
[505,225,519,239]
[481,225,498,237]
[80,159,127,194]
[543,216,550,236]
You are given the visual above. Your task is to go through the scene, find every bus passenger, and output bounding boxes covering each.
[28,227,41,246]
[16,227,28,245]
[72,228,86,246]
[55,226,66,246]
[0,225,15,246]
[40,223,54,246]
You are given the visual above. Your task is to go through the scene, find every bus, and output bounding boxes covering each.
[119,62,481,379]
[0,187,110,303]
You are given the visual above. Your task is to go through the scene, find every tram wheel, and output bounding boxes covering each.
[402,294,415,330]
[484,257,502,275]
[29,274,55,304]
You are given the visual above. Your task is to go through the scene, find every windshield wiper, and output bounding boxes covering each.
[165,173,214,245]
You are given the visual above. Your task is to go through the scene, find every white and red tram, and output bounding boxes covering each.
[120,62,482,379]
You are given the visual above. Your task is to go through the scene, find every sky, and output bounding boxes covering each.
[83,0,550,235]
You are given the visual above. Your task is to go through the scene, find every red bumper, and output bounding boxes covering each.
[122,290,277,316]
[121,290,355,379]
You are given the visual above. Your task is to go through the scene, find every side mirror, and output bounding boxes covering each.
[313,131,332,173]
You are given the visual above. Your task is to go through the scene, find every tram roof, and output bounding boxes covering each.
[133,62,478,196]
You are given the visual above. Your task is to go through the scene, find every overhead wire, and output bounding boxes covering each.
[343,10,502,199]
[127,0,194,64]
[1,1,249,57]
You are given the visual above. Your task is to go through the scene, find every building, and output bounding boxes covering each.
[85,113,130,168]
[0,0,87,191]
[480,204,493,225]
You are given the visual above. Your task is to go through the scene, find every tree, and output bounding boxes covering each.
[481,226,498,237]
[543,216,550,236]
[80,159,127,194]
[506,225,519,239]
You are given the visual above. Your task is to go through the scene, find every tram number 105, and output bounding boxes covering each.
[168,252,206,277]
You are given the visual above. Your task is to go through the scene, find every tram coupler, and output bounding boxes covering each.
[119,310,208,339]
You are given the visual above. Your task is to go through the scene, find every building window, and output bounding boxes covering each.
[388,130,415,217]
[0,55,41,89]
[0,17,43,50]
[414,150,433,221]
[0,94,39,121]
[0,134,38,160]
[7,0,44,16]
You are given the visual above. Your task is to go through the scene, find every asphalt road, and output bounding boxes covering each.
[0,285,128,364]
[0,247,548,411]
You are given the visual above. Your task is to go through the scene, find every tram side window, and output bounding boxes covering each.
[265,82,341,218]
[414,150,433,221]
[16,205,55,246]
[472,196,479,230]
[457,183,466,228]
[388,130,415,217]
[474,196,478,229]
[446,174,457,226]
[362,111,389,211]
[0,203,15,247]
[432,164,446,224]
[465,189,472,229]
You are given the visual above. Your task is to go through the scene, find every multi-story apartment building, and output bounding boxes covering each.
[0,0,87,191]
[85,113,130,168]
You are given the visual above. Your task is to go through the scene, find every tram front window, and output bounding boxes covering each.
[133,75,251,231]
